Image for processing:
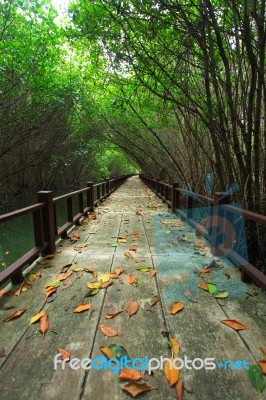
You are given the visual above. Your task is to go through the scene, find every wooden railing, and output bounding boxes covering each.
[140,175,266,290]
[0,175,130,286]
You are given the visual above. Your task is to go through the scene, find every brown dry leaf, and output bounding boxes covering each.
[122,382,158,397]
[131,231,144,236]
[45,287,57,299]
[73,303,92,313]
[58,348,71,360]
[44,252,60,260]
[115,268,124,276]
[150,269,157,277]
[0,348,6,357]
[170,337,180,356]
[109,273,119,279]
[30,310,46,325]
[259,346,266,356]
[220,319,249,331]
[164,357,180,386]
[124,252,134,259]
[62,280,73,289]
[37,260,47,266]
[129,245,137,252]
[105,309,125,319]
[56,271,73,281]
[126,275,136,284]
[132,237,139,242]
[198,280,209,291]
[100,346,113,360]
[118,235,126,240]
[0,288,6,298]
[39,314,49,336]
[150,295,159,307]
[27,273,37,282]
[198,269,210,275]
[14,283,24,296]
[258,360,266,375]
[101,281,114,289]
[127,299,140,318]
[100,324,118,337]
[70,231,80,242]
[118,368,141,381]
[176,378,184,400]
[195,242,206,250]
[170,302,184,315]
[3,308,28,322]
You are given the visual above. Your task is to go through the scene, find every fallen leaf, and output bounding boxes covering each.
[150,295,159,307]
[62,280,73,289]
[47,292,57,303]
[198,269,211,275]
[127,299,140,318]
[215,291,229,299]
[170,302,184,315]
[87,281,102,289]
[198,280,208,291]
[258,360,266,375]
[27,273,37,282]
[86,288,100,296]
[70,231,80,241]
[101,281,114,289]
[37,260,47,266]
[109,273,119,279]
[3,308,28,322]
[30,310,46,325]
[131,231,143,236]
[208,283,216,295]
[0,288,6,298]
[98,273,110,283]
[126,275,136,284]
[118,235,126,239]
[45,279,61,288]
[100,325,118,337]
[56,271,73,281]
[105,309,125,319]
[71,267,83,273]
[118,368,141,381]
[14,283,24,296]
[58,348,71,360]
[129,245,137,251]
[176,378,184,400]
[114,268,124,275]
[100,344,129,360]
[45,287,57,299]
[259,346,266,356]
[118,239,127,243]
[124,252,134,259]
[39,314,49,336]
[169,337,180,356]
[60,264,72,273]
[0,349,6,357]
[164,357,180,386]
[247,364,265,393]
[150,269,157,277]
[73,303,92,313]
[221,319,249,331]
[122,382,158,397]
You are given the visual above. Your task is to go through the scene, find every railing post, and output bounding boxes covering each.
[172,182,179,211]
[37,191,56,254]
[87,181,94,211]
[105,177,110,196]
[156,179,160,195]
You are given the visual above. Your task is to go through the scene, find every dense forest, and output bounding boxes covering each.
[0,0,265,213]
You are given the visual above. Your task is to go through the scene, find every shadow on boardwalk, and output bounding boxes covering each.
[0,176,265,399]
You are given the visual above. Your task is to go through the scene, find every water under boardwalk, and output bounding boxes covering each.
[0,176,265,400]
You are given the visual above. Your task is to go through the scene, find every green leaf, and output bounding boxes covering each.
[208,283,216,295]
[108,344,130,360]
[135,277,141,287]
[214,291,229,299]
[247,365,265,393]
[112,243,118,247]
[165,230,171,234]
[85,288,100,296]
[45,279,61,288]
[136,266,152,272]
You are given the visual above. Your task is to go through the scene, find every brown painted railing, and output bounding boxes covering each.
[140,175,266,290]
[0,175,130,286]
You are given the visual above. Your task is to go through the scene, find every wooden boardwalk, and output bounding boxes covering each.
[0,176,265,400]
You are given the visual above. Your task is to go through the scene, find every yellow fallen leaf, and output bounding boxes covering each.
[98,273,110,283]
[30,310,46,325]
[170,337,180,356]
[164,357,179,386]
[170,302,184,315]
[87,281,102,289]
[73,303,92,313]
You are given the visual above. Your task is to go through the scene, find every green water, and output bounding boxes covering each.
[0,195,81,272]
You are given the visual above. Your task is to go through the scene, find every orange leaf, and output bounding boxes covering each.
[37,260,47,266]
[126,275,136,284]
[101,281,114,289]
[105,309,125,319]
[70,231,80,241]
[118,368,141,381]
[258,360,266,375]
[3,308,28,322]
[129,245,137,252]
[131,231,143,235]
[122,382,158,397]
[58,348,71,360]
[220,319,249,331]
[176,378,184,400]
[56,271,73,281]
[45,287,57,299]
[124,251,134,259]
[118,239,127,243]
[100,346,114,360]
[100,324,118,337]
[258,346,266,356]
[198,280,208,291]
[198,269,210,275]
[170,337,180,356]
[170,302,184,315]
[118,235,126,240]
[14,283,24,296]
[127,299,140,318]
[164,357,180,386]
[0,288,6,298]
[39,314,49,336]
[114,268,124,276]
[109,273,119,279]
[150,269,157,277]
[44,252,59,260]
[73,303,92,313]
[150,295,159,307]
